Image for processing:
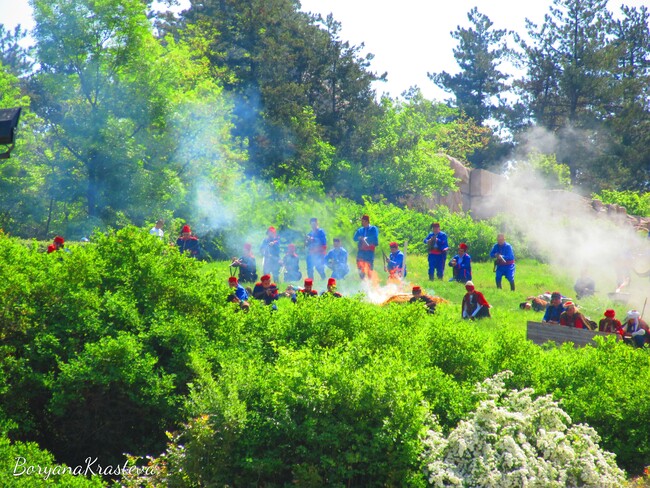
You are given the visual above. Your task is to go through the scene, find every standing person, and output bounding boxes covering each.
[231,243,258,283]
[559,302,592,330]
[599,309,623,334]
[462,281,491,319]
[321,277,343,298]
[281,243,302,282]
[149,219,164,238]
[353,214,379,279]
[448,243,472,283]
[386,242,405,280]
[260,226,281,283]
[325,238,349,279]
[621,310,649,348]
[423,222,448,281]
[490,233,516,291]
[542,291,564,323]
[176,225,201,258]
[47,235,66,253]
[305,217,327,280]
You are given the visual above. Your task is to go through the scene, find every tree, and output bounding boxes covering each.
[429,8,512,126]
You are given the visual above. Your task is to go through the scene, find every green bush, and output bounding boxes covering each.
[592,189,650,217]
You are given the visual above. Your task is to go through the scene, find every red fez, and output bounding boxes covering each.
[389,241,398,248]
[412,286,422,293]
[181,225,191,233]
[459,243,468,250]
[47,244,56,253]
[432,222,440,228]
[328,278,336,286]
[267,226,276,233]
[304,278,313,285]
[604,309,616,318]
[564,301,574,308]
[228,276,238,283]
[261,274,271,281]
[361,215,370,221]
[54,236,65,244]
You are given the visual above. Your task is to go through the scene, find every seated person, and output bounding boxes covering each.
[462,281,491,320]
[621,310,649,348]
[299,278,318,297]
[559,302,593,330]
[574,268,595,299]
[321,277,343,298]
[226,276,250,311]
[230,243,258,283]
[409,286,436,314]
[598,309,622,334]
[325,238,350,279]
[448,243,472,283]
[542,292,564,323]
[253,274,279,307]
[281,243,302,282]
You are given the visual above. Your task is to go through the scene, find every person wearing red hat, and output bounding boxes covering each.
[47,236,66,254]
[305,217,327,280]
[176,224,201,258]
[230,243,258,283]
[448,243,472,283]
[260,226,281,283]
[462,281,491,320]
[252,274,280,307]
[226,276,250,309]
[559,302,593,330]
[321,277,342,298]
[385,242,405,280]
[300,278,318,297]
[281,243,302,282]
[490,233,516,291]
[409,285,437,314]
[353,215,379,279]
[599,309,623,334]
[325,238,350,280]
[423,222,449,281]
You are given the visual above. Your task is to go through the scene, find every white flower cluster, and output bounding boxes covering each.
[421,371,626,487]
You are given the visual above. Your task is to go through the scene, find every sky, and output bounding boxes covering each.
[1,0,648,101]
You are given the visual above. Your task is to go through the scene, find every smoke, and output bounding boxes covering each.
[478,125,650,311]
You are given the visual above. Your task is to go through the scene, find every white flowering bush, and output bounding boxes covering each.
[421,371,626,487]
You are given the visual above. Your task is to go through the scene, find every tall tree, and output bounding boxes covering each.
[428,7,512,126]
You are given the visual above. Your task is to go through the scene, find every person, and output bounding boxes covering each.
[409,285,437,314]
[321,277,343,298]
[542,291,564,323]
[621,310,649,348]
[598,309,622,334]
[559,302,593,330]
[47,235,66,253]
[325,238,349,279]
[252,274,280,308]
[353,214,379,279]
[149,219,164,238]
[305,217,327,280]
[176,225,201,258]
[299,278,318,297]
[574,268,595,299]
[231,243,258,283]
[490,233,516,291]
[386,241,405,280]
[281,243,302,282]
[260,226,281,283]
[226,276,250,311]
[462,281,491,319]
[520,295,548,312]
[423,222,448,281]
[448,243,472,283]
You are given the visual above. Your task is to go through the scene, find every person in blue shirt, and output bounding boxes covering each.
[281,243,302,282]
[448,242,472,283]
[325,238,350,279]
[490,233,516,291]
[227,276,250,311]
[423,222,448,280]
[386,241,405,280]
[542,291,564,323]
[353,215,379,279]
[305,217,327,280]
[260,226,281,283]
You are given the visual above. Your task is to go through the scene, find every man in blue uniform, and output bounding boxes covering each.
[260,226,281,283]
[281,243,302,282]
[423,222,448,280]
[325,238,349,279]
[448,243,472,283]
[542,291,564,323]
[490,233,516,291]
[227,276,250,310]
[353,215,379,279]
[386,241,405,280]
[230,243,258,283]
[176,225,201,258]
[305,217,327,280]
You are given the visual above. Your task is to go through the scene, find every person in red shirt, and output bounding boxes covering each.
[598,309,622,334]
[462,281,491,319]
[47,235,65,253]
[559,302,592,330]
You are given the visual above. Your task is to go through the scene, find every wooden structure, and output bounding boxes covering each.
[526,321,618,348]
